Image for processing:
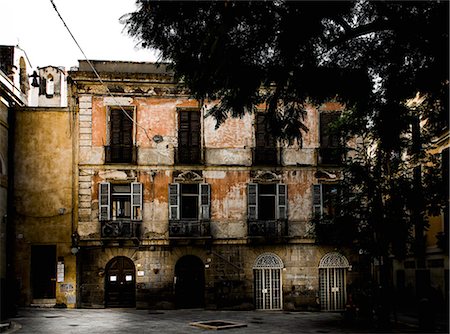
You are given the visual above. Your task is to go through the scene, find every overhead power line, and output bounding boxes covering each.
[49,0,152,142]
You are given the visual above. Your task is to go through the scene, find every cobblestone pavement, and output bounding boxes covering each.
[2,307,445,334]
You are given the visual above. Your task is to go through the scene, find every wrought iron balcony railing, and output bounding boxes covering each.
[247,220,287,238]
[104,145,137,164]
[252,147,280,165]
[174,147,203,165]
[169,220,211,238]
[101,220,141,239]
[318,147,344,165]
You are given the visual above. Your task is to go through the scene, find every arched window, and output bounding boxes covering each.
[46,74,54,96]
[253,253,283,310]
[319,252,350,311]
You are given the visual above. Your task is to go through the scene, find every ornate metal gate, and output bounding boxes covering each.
[253,253,283,310]
[319,252,350,311]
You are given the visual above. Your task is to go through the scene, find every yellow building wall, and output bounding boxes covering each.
[13,107,76,307]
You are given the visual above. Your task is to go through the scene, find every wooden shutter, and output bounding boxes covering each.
[131,182,143,220]
[99,182,110,221]
[276,183,287,220]
[248,183,258,220]
[313,184,323,217]
[168,183,180,220]
[199,183,211,220]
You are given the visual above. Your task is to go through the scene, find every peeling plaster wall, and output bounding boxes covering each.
[71,66,355,311]
[14,108,75,307]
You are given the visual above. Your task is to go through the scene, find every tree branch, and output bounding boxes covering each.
[328,19,391,48]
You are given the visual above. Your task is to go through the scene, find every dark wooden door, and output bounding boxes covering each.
[105,257,136,307]
[175,255,205,308]
[31,245,56,299]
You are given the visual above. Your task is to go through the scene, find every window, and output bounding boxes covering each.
[319,112,343,164]
[106,108,135,163]
[247,183,287,221]
[254,113,278,165]
[168,182,210,220]
[312,184,340,219]
[99,182,142,221]
[177,109,201,164]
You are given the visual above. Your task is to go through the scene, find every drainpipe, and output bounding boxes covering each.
[6,103,17,317]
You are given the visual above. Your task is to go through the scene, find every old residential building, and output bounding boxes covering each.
[69,60,357,311]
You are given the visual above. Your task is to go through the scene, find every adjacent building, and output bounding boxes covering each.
[0,45,31,318]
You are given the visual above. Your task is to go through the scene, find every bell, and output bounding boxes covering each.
[30,71,39,87]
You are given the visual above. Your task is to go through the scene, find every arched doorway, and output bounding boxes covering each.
[253,253,283,310]
[174,255,205,308]
[105,256,136,308]
[319,252,350,311]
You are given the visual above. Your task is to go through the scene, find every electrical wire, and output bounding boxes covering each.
[49,0,152,143]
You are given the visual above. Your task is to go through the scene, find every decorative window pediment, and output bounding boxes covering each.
[252,170,280,183]
[174,170,203,183]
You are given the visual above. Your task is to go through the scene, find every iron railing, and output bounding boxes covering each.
[247,220,287,238]
[104,145,137,164]
[169,220,210,238]
[252,147,280,165]
[318,147,344,165]
[101,220,141,239]
[174,147,203,164]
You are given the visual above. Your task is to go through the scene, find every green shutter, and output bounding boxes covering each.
[169,183,180,220]
[276,183,287,220]
[131,182,143,220]
[313,184,323,217]
[248,183,258,220]
[199,183,210,220]
[99,182,110,221]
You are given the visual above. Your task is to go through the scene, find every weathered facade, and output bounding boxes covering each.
[69,60,358,311]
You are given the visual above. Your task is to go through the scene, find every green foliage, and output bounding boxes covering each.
[124,1,449,260]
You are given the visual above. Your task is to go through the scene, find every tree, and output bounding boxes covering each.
[124,0,449,327]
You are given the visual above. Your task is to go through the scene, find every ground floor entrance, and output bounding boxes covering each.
[31,245,56,299]
[105,256,136,307]
[174,255,205,308]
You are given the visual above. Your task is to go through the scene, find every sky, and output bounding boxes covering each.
[0,0,158,70]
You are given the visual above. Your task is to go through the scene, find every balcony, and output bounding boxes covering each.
[169,220,211,239]
[101,220,141,239]
[253,147,280,166]
[318,147,344,165]
[175,147,203,165]
[105,145,137,164]
[247,220,287,242]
